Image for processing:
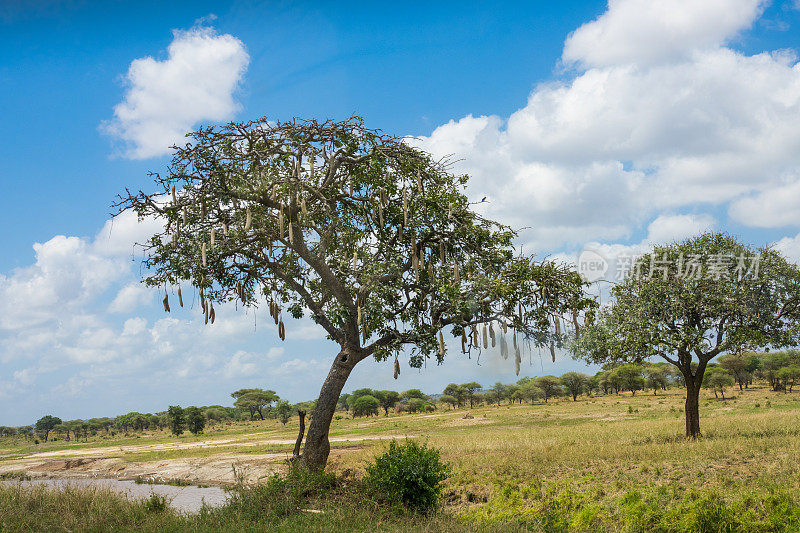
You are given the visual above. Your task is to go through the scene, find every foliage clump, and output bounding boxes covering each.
[365,440,451,512]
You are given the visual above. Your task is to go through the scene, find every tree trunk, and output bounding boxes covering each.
[684,379,701,439]
[293,410,306,459]
[301,346,358,470]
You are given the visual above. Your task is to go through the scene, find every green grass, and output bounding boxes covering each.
[2,384,800,531]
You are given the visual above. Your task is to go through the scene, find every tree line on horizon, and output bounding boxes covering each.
[2,349,797,443]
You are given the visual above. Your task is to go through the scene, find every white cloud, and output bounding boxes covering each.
[101,25,249,159]
[729,178,800,227]
[224,348,284,379]
[109,284,152,314]
[93,210,165,257]
[122,317,148,336]
[645,213,715,245]
[774,232,800,264]
[0,236,124,331]
[563,0,765,68]
[415,6,800,250]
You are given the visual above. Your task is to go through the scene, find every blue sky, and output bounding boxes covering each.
[2,0,800,425]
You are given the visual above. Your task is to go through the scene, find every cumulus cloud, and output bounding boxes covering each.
[101,26,249,159]
[774,232,800,264]
[108,284,152,314]
[563,0,765,68]
[414,2,800,251]
[645,214,715,245]
[0,236,123,331]
[729,178,800,227]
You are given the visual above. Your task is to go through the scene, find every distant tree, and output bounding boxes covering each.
[377,391,400,415]
[232,389,279,420]
[443,384,466,407]
[53,423,71,441]
[147,414,161,430]
[0,427,17,437]
[350,388,378,401]
[644,365,669,395]
[35,415,62,442]
[777,365,800,392]
[703,368,735,399]
[610,364,645,396]
[490,382,511,404]
[184,407,205,435]
[337,393,351,413]
[534,376,562,403]
[483,391,499,406]
[401,389,428,401]
[718,352,752,391]
[585,374,600,396]
[461,382,482,408]
[560,372,588,401]
[401,398,434,413]
[744,354,762,387]
[167,406,186,436]
[275,400,294,425]
[352,395,380,417]
[595,371,613,394]
[440,394,458,409]
[518,380,544,403]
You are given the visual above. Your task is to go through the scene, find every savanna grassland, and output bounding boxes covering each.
[2,384,800,531]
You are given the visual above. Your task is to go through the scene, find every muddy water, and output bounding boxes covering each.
[1,478,230,513]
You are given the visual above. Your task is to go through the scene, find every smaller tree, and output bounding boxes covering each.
[337,393,351,413]
[275,400,294,425]
[718,352,753,391]
[490,382,511,404]
[35,415,62,442]
[185,407,206,435]
[611,364,645,396]
[483,391,499,406]
[461,382,482,408]
[585,375,600,396]
[534,376,562,403]
[377,391,400,415]
[401,389,428,401]
[352,395,380,417]
[443,384,466,407]
[232,389,278,420]
[560,372,588,401]
[703,368,734,399]
[440,394,458,409]
[518,380,543,403]
[777,365,800,392]
[644,365,669,395]
[167,406,186,436]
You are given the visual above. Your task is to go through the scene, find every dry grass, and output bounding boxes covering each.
[2,383,800,531]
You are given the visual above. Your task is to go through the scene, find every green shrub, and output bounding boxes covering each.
[144,493,168,513]
[365,440,450,512]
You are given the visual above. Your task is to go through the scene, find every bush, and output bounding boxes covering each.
[352,395,379,417]
[365,440,450,512]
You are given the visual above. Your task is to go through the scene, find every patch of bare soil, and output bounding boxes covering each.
[444,417,492,427]
[0,433,411,486]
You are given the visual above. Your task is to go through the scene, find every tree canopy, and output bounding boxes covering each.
[118,116,594,469]
[574,232,800,437]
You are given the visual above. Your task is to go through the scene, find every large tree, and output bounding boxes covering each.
[118,117,593,470]
[574,233,800,438]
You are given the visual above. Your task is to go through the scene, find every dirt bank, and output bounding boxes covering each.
[0,433,412,486]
